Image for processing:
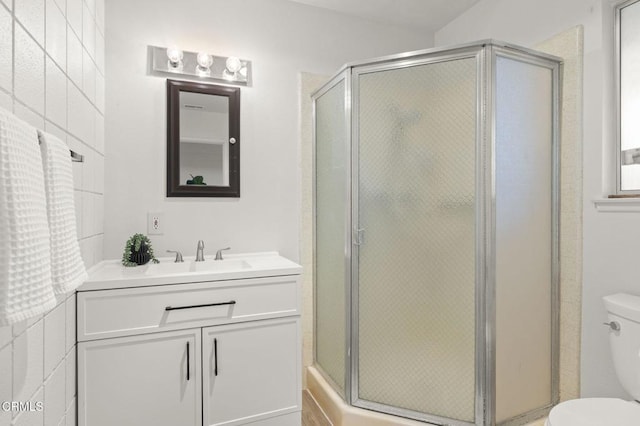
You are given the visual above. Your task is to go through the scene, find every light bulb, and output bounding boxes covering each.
[225,56,242,73]
[196,52,213,70]
[166,48,183,69]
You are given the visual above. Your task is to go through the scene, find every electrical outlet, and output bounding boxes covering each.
[147,212,164,235]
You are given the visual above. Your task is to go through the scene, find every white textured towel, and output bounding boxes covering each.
[39,131,87,294]
[0,108,57,325]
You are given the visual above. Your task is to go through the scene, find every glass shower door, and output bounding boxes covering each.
[352,55,479,424]
[314,75,348,396]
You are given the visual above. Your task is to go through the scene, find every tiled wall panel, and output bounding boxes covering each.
[0,0,105,424]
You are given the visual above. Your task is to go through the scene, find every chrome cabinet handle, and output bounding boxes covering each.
[603,321,621,331]
[165,300,236,311]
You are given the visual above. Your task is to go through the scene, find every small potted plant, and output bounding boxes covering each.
[122,233,160,267]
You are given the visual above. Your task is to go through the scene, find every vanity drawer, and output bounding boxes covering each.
[77,275,300,341]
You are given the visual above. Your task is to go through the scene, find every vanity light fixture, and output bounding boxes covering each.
[196,52,213,75]
[150,45,252,86]
[223,56,247,81]
[166,48,184,70]
[225,56,242,73]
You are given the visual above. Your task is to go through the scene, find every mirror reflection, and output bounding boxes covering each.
[179,92,229,187]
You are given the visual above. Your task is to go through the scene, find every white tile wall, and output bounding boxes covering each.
[81,3,93,58]
[13,321,44,402]
[66,0,81,39]
[82,48,94,102]
[0,6,12,92]
[0,324,11,348]
[0,0,105,424]
[0,343,12,425]
[43,362,65,426]
[14,0,45,47]
[45,0,66,71]
[94,29,103,74]
[14,24,45,114]
[44,302,66,378]
[0,88,11,110]
[14,98,44,128]
[64,295,75,353]
[45,57,67,127]
[65,399,76,426]
[12,388,44,426]
[66,28,82,87]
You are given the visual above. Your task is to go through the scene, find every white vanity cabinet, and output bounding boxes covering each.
[77,255,302,426]
[202,318,300,426]
[78,329,202,426]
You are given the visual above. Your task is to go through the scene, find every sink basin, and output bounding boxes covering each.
[193,259,251,271]
[146,259,251,275]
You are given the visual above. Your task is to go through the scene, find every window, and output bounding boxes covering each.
[616,0,640,193]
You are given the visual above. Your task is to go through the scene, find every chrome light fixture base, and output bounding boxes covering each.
[149,45,252,87]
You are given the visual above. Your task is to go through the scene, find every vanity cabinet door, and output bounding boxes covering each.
[78,329,202,426]
[202,317,301,425]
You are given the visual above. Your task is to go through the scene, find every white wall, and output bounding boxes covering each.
[0,0,105,424]
[103,0,433,262]
[435,0,632,400]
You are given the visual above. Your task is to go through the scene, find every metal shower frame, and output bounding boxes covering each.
[312,40,562,426]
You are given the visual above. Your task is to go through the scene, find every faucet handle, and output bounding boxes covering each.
[166,250,183,263]
[603,321,621,331]
[214,247,231,261]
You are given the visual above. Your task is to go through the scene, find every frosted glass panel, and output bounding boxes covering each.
[315,80,347,394]
[494,56,553,423]
[356,58,477,422]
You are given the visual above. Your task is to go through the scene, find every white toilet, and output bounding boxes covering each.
[546,293,640,425]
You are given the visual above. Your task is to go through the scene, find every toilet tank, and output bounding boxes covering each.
[603,293,640,400]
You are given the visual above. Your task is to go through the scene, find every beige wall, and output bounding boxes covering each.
[535,27,584,402]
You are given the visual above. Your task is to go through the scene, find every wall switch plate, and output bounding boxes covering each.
[147,212,164,235]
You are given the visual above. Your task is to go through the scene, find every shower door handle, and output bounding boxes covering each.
[354,228,365,246]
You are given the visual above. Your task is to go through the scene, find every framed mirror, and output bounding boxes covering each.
[167,79,240,197]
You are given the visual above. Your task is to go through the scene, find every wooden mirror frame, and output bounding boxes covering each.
[166,79,240,197]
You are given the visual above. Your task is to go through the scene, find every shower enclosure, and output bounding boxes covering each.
[313,41,561,426]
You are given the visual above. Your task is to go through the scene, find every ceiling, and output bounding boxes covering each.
[286,0,481,32]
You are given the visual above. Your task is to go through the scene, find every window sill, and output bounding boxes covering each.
[594,197,640,212]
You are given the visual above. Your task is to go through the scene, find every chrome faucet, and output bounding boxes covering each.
[214,247,231,261]
[195,240,205,262]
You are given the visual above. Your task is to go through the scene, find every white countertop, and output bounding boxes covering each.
[79,252,303,291]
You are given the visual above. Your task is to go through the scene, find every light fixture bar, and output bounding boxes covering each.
[149,45,252,86]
